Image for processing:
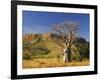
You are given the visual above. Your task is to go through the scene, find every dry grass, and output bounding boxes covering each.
[22,58,89,69]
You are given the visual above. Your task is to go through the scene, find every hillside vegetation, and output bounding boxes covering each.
[22,33,89,68]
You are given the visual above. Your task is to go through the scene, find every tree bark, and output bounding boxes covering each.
[63,52,68,63]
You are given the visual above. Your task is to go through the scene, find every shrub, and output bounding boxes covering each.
[74,42,89,61]
[23,52,32,60]
[30,46,51,56]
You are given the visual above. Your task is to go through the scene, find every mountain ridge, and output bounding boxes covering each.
[23,32,87,43]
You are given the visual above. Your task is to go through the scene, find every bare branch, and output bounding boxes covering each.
[52,21,79,48]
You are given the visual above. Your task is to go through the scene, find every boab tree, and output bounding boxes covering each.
[53,21,79,63]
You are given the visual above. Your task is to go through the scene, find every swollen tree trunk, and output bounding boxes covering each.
[63,52,68,63]
[63,48,68,63]
[63,43,72,63]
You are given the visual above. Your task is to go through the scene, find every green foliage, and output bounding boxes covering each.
[71,47,81,61]
[23,34,89,61]
[23,46,51,59]
[30,46,51,56]
[23,51,32,60]
[23,39,51,60]
[74,42,89,61]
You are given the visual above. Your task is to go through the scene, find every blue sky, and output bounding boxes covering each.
[22,11,90,41]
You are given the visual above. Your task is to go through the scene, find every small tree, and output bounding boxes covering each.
[74,38,89,61]
[53,21,79,62]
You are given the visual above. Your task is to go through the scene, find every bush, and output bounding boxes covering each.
[23,52,32,60]
[74,42,89,61]
[31,46,51,56]
[23,46,51,59]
